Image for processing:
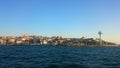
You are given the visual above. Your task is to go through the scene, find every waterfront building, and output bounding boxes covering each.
[15,37,22,45]
[42,40,48,45]
[0,36,7,45]
[0,39,4,45]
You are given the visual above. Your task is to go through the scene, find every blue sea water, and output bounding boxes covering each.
[0,45,120,68]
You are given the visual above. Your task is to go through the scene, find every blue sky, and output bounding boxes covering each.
[0,0,120,43]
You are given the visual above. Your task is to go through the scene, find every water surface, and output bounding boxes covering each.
[0,45,120,68]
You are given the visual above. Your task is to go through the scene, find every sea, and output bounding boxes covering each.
[0,45,120,68]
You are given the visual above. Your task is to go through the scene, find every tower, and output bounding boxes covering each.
[98,31,102,45]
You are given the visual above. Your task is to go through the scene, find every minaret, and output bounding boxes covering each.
[98,31,102,45]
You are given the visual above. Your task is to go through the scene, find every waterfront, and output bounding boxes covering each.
[0,45,120,68]
[0,35,116,46]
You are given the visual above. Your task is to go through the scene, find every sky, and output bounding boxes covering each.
[0,0,120,44]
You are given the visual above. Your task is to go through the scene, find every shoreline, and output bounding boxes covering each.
[0,44,119,47]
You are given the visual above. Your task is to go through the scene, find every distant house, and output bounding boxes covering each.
[0,38,7,45]
[42,40,48,45]
[16,37,23,45]
[8,38,15,44]
[16,40,22,44]
[0,39,3,44]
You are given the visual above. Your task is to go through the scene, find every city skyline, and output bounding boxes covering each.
[0,0,120,44]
